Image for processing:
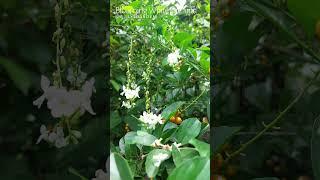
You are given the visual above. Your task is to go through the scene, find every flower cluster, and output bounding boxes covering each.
[139,111,164,129]
[120,83,140,109]
[33,75,95,118]
[151,138,182,151]
[167,49,181,66]
[36,125,68,148]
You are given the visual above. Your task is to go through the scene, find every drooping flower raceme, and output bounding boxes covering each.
[153,153,170,167]
[120,83,140,109]
[167,49,181,66]
[139,111,164,129]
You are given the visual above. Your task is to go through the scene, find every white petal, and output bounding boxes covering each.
[40,75,50,91]
[33,95,46,108]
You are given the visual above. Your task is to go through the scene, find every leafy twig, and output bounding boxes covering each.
[225,71,320,162]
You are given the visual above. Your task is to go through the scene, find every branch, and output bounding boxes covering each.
[225,71,320,162]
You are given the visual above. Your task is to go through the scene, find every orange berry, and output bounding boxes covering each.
[175,117,182,124]
[169,116,176,123]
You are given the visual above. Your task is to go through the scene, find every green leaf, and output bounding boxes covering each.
[124,131,157,146]
[212,126,242,155]
[110,111,121,129]
[311,115,320,179]
[110,153,134,180]
[0,57,33,95]
[174,118,201,144]
[173,32,195,49]
[189,138,210,157]
[252,178,279,180]
[145,149,171,178]
[168,157,210,180]
[172,147,199,167]
[161,101,185,120]
[287,0,320,37]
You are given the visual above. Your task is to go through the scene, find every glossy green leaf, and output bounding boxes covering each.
[145,149,171,178]
[212,126,242,155]
[172,147,199,167]
[110,153,134,180]
[161,101,185,120]
[189,138,210,157]
[168,157,210,180]
[124,131,157,146]
[174,118,201,144]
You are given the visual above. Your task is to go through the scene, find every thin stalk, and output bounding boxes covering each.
[226,71,320,162]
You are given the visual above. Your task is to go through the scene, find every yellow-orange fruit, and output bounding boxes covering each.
[175,117,182,124]
[169,116,176,123]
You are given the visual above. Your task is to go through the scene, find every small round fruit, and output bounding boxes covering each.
[169,116,176,123]
[175,117,182,124]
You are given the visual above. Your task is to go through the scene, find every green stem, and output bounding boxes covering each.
[226,71,320,162]
[182,89,207,112]
[68,167,88,180]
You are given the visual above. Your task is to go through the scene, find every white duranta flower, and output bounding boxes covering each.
[153,153,169,167]
[139,111,164,129]
[122,101,135,109]
[36,125,68,148]
[167,49,181,66]
[33,76,96,118]
[120,84,140,100]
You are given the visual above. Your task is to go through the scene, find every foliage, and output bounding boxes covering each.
[110,0,210,179]
[213,0,320,179]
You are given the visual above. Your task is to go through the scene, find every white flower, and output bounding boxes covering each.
[33,76,96,118]
[79,78,96,115]
[139,111,164,129]
[54,126,68,148]
[151,138,163,147]
[92,169,108,180]
[92,158,109,180]
[36,125,50,144]
[153,153,169,167]
[67,67,87,87]
[46,87,78,118]
[120,84,140,100]
[167,49,181,66]
[122,101,135,109]
[33,76,51,108]
[36,125,68,148]
[172,142,182,150]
